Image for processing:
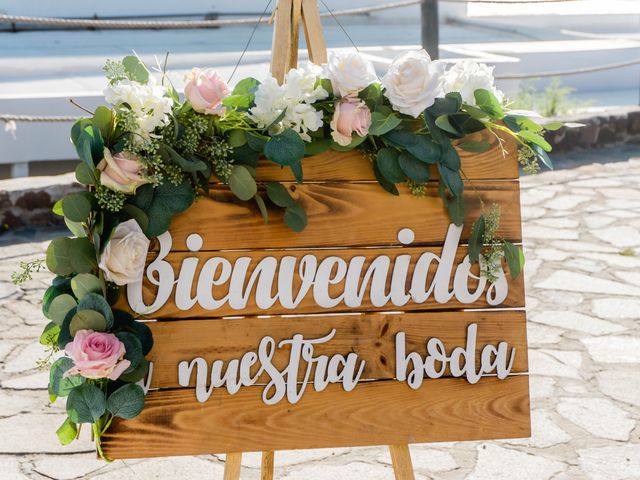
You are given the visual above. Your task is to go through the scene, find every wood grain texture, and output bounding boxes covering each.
[389,445,415,480]
[144,310,528,388]
[162,181,521,252]
[301,0,327,64]
[261,451,275,480]
[118,245,525,318]
[223,452,242,480]
[101,376,531,459]
[216,129,519,183]
[270,0,293,84]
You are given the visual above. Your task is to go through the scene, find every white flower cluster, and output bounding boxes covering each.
[104,76,173,143]
[249,63,328,141]
[324,50,504,119]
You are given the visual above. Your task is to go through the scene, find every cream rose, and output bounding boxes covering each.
[381,49,444,118]
[330,95,372,146]
[98,219,150,286]
[440,59,504,106]
[184,68,230,115]
[98,148,148,194]
[325,51,378,97]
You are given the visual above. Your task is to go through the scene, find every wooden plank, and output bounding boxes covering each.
[389,445,415,480]
[228,129,518,183]
[301,0,328,64]
[270,0,293,84]
[164,181,521,252]
[223,452,242,480]
[288,0,303,71]
[145,311,528,389]
[101,376,531,459]
[261,451,275,480]
[118,245,525,318]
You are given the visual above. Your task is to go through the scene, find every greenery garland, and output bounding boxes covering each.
[13,52,559,459]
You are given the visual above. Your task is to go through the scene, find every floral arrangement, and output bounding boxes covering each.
[15,49,560,459]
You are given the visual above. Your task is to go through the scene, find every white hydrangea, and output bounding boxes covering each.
[249,63,328,141]
[104,76,173,143]
[440,59,504,106]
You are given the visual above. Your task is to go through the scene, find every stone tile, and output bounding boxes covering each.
[532,248,572,261]
[581,336,640,363]
[557,397,635,441]
[523,226,579,240]
[280,461,402,480]
[520,189,557,206]
[569,258,605,273]
[577,445,640,480]
[1,369,49,390]
[583,214,616,229]
[528,351,580,379]
[592,298,640,319]
[535,271,640,296]
[527,323,563,344]
[591,226,640,248]
[468,444,565,480]
[241,448,350,468]
[0,390,43,416]
[552,241,617,253]
[530,311,625,335]
[2,342,47,374]
[31,454,106,480]
[579,252,640,268]
[506,410,570,449]
[529,376,556,400]
[521,206,547,220]
[545,195,590,211]
[596,367,640,407]
[535,291,584,307]
[533,217,580,229]
[90,456,223,479]
[0,414,92,453]
[614,270,640,287]
[0,455,28,479]
[4,300,45,326]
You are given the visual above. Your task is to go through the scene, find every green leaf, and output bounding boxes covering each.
[228,165,258,201]
[266,182,295,208]
[107,384,145,419]
[64,218,86,238]
[246,132,267,152]
[458,140,492,153]
[376,148,405,184]
[445,193,465,226]
[407,136,441,164]
[290,162,304,183]
[263,129,305,166]
[503,241,525,280]
[428,93,462,117]
[92,106,113,140]
[373,161,399,196]
[48,293,77,325]
[358,83,383,110]
[52,199,64,217]
[255,195,269,224]
[122,55,149,83]
[519,130,552,152]
[49,357,85,398]
[398,152,430,184]
[543,121,563,131]
[119,358,149,383]
[227,129,247,148]
[69,310,107,336]
[71,273,103,300]
[62,193,91,223]
[75,162,96,185]
[117,331,143,373]
[43,285,64,318]
[474,89,504,119]
[440,143,461,171]
[283,203,308,232]
[468,216,486,263]
[305,137,332,156]
[222,94,252,110]
[56,417,78,446]
[438,164,464,196]
[531,144,553,170]
[121,204,149,233]
[232,77,260,96]
[369,110,402,136]
[74,125,104,167]
[46,237,75,276]
[144,202,172,238]
[150,179,195,214]
[161,145,207,173]
[435,115,461,136]
[69,237,97,274]
[58,307,77,348]
[66,383,106,424]
[39,322,60,347]
[78,293,114,330]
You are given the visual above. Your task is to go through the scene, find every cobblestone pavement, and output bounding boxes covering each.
[1,156,639,480]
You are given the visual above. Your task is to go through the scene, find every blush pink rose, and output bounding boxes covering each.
[98,148,148,195]
[64,330,130,380]
[330,95,372,146]
[184,68,230,115]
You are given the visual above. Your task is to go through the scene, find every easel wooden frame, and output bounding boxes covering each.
[224,2,415,478]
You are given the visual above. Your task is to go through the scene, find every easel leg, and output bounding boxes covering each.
[261,450,275,480]
[223,452,243,480]
[388,445,415,480]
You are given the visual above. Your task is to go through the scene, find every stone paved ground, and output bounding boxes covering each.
[1,154,640,479]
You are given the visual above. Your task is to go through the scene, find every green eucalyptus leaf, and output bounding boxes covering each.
[373,161,399,196]
[58,307,77,348]
[64,218,87,238]
[227,129,247,148]
[263,129,305,166]
[428,93,462,116]
[46,237,75,276]
[78,293,114,330]
[49,357,85,398]
[266,182,295,208]
[66,383,106,424]
[290,162,303,183]
[232,77,260,96]
[75,125,104,167]
[62,193,91,223]
[445,194,465,226]
[376,148,405,184]
[42,285,63,318]
[69,310,107,336]
[228,165,258,201]
[52,199,64,216]
[406,135,440,164]
[439,143,461,171]
[358,83,383,110]
[119,358,149,383]
[92,106,113,140]
[70,273,103,300]
[107,384,145,419]
[468,216,486,263]
[246,132,268,152]
[255,194,269,224]
[473,89,504,119]
[519,130,552,152]
[435,115,461,136]
[122,55,149,83]
[283,203,308,232]
[75,162,96,185]
[369,111,402,136]
[121,204,149,232]
[531,144,553,170]
[48,293,77,325]
[438,164,464,196]
[543,121,563,131]
[56,417,78,446]
[69,238,97,274]
[503,241,525,280]
[39,322,60,347]
[398,152,430,184]
[304,137,332,156]
[116,331,143,372]
[457,140,492,153]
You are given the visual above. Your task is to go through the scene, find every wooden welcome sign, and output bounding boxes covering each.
[100,2,531,477]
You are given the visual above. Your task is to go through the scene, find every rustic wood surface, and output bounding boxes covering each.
[160,181,521,252]
[261,451,275,480]
[223,452,242,480]
[118,245,525,318]
[101,375,531,458]
[270,0,293,84]
[301,0,327,65]
[389,445,416,480]
[144,310,528,388]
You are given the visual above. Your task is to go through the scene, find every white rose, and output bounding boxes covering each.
[440,59,504,106]
[325,51,378,97]
[98,219,150,286]
[381,49,444,118]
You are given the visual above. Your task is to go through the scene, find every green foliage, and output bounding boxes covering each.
[56,417,78,446]
[47,294,77,325]
[107,384,145,419]
[376,148,405,184]
[122,55,149,83]
[49,357,85,398]
[369,108,402,136]
[263,129,305,167]
[503,241,525,280]
[66,383,106,424]
[228,165,258,201]
[511,78,588,117]
[11,258,45,285]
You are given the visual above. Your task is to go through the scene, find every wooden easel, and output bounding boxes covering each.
[222,2,415,478]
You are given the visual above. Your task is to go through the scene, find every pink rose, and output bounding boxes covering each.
[98,148,148,195]
[184,68,230,115]
[64,330,131,380]
[330,95,371,146]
